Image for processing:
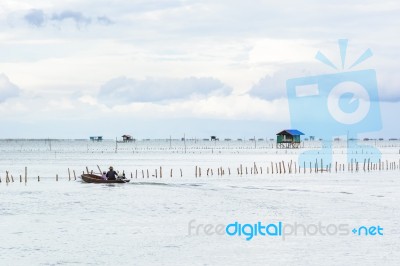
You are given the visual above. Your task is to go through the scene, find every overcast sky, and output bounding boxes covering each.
[0,0,399,139]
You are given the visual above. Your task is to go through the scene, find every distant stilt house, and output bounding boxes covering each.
[122,135,134,142]
[211,136,219,141]
[90,136,103,142]
[276,129,304,149]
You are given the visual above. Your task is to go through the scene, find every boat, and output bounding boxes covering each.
[81,174,130,183]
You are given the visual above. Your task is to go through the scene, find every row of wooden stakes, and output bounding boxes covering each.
[1,158,399,184]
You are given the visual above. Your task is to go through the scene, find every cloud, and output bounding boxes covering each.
[248,63,323,100]
[0,74,20,103]
[23,9,113,28]
[98,76,232,105]
[51,10,91,26]
[97,15,114,25]
[24,9,46,27]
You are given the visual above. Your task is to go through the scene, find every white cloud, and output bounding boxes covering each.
[24,9,46,27]
[0,0,399,137]
[97,76,232,105]
[0,74,20,103]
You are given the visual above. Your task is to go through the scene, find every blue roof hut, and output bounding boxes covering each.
[276,129,304,149]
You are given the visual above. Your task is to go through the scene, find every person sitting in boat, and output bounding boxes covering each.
[101,171,107,180]
[106,166,118,180]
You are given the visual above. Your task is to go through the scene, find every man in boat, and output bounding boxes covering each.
[106,166,118,180]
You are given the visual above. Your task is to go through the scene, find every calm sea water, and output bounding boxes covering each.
[1,140,399,265]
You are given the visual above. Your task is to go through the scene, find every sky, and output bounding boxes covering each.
[0,0,399,139]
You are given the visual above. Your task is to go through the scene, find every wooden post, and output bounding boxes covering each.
[142,170,144,178]
[146,169,149,178]
[130,172,133,179]
[160,167,163,178]
[86,166,89,174]
[25,167,27,183]
[180,168,183,177]
[56,174,58,181]
[228,168,231,175]
[20,174,22,182]
[11,175,14,182]
[170,169,173,177]
[320,158,323,173]
[73,170,76,180]
[199,167,201,177]
[38,175,40,182]
[68,168,71,181]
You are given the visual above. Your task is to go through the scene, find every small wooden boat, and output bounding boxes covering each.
[81,174,130,184]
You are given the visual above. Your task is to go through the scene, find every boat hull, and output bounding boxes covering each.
[81,174,130,183]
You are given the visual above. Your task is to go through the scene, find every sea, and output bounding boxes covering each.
[0,139,399,265]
